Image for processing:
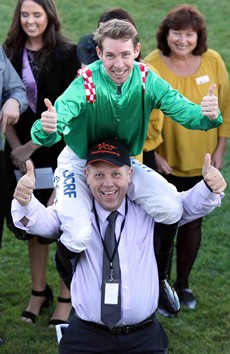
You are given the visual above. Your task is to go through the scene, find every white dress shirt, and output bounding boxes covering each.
[11,180,223,325]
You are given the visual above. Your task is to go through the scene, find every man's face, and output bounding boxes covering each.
[85,162,133,211]
[96,38,141,84]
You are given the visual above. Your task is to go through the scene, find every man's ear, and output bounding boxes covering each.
[84,168,90,185]
[96,46,102,59]
[134,43,141,59]
[128,167,134,181]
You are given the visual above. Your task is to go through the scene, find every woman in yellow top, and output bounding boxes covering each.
[144,4,230,315]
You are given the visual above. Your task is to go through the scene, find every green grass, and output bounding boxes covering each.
[0,0,229,353]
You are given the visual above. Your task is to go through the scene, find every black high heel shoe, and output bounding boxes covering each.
[48,296,72,327]
[21,284,53,324]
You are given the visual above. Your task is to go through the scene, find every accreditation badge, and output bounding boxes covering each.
[103,279,120,305]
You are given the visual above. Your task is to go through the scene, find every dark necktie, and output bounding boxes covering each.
[101,210,121,328]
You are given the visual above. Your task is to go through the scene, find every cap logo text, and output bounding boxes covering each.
[97,143,116,152]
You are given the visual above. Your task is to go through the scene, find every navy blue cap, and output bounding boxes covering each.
[86,138,131,167]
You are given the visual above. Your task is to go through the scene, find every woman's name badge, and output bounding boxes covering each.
[104,279,119,304]
[196,75,210,85]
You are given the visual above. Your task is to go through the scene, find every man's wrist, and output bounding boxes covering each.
[203,179,213,192]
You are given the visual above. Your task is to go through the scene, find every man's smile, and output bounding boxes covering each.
[101,190,118,196]
[112,69,128,77]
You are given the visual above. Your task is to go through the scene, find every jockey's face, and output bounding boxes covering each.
[96,37,141,84]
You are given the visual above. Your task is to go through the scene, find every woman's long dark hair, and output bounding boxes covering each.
[3,0,72,65]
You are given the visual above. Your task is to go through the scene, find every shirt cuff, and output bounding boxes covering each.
[202,180,225,201]
[11,195,38,230]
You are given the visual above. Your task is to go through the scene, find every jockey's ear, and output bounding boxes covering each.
[96,46,102,59]
[134,42,141,59]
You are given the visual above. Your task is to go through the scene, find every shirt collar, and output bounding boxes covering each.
[94,198,126,224]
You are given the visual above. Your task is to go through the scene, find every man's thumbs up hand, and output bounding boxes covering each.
[41,98,57,133]
[207,83,216,96]
[202,153,227,194]
[201,84,219,120]
[202,153,212,177]
[13,160,35,206]
[44,98,56,112]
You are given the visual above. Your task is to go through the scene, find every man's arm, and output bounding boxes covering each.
[200,84,219,121]
[30,76,87,147]
[179,153,226,226]
[202,153,227,193]
[149,71,222,131]
[11,160,61,238]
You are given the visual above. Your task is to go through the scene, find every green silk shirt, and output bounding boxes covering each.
[31,60,222,159]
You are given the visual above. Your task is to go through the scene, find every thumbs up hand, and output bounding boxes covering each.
[41,98,57,133]
[207,84,216,97]
[202,153,227,194]
[201,84,219,120]
[13,160,35,206]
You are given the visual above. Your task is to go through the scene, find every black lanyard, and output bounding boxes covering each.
[93,198,128,265]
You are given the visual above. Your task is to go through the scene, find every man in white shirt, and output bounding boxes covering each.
[12,138,226,354]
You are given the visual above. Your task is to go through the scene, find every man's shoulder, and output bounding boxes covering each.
[88,60,102,71]
[133,60,160,79]
[77,60,103,79]
[125,198,154,235]
[127,198,151,218]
